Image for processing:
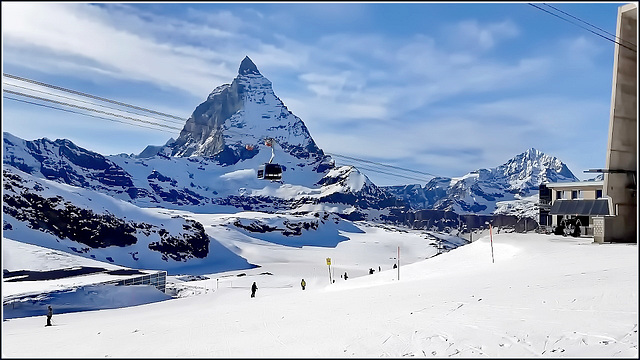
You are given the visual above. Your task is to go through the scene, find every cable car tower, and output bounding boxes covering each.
[257,137,283,181]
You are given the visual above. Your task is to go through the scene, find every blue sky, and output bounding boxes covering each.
[1,2,632,186]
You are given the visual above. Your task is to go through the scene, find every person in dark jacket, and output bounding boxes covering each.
[344,272,348,280]
[301,279,306,290]
[572,219,582,237]
[251,282,258,298]
[46,306,53,327]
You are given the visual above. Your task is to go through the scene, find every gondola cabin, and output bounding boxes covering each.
[257,163,282,180]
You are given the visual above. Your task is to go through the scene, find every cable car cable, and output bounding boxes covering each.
[3,95,177,134]
[341,164,434,183]
[3,81,185,126]
[3,89,183,131]
[528,3,637,52]
[3,73,189,121]
[541,3,637,49]
[328,153,439,178]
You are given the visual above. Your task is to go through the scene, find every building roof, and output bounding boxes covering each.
[550,199,611,216]
[544,181,604,189]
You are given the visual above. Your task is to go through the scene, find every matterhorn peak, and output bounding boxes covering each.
[525,147,541,157]
[238,56,260,76]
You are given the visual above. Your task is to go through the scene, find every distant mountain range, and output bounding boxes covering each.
[2,57,582,272]
[383,148,578,217]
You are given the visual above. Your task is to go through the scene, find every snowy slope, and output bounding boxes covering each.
[2,166,252,274]
[3,164,448,275]
[2,232,636,358]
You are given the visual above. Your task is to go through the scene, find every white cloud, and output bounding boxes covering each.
[444,19,520,52]
[2,3,235,97]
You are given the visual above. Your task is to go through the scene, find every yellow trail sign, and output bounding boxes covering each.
[326,257,331,265]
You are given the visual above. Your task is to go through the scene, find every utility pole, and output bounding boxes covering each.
[397,246,400,281]
[486,222,495,263]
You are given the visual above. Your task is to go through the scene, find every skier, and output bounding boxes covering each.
[344,272,348,280]
[301,278,306,290]
[378,266,381,272]
[369,268,374,275]
[45,305,53,327]
[393,263,397,269]
[251,282,258,298]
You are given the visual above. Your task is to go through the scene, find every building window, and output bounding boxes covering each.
[557,190,563,199]
[596,189,603,198]
[571,190,578,199]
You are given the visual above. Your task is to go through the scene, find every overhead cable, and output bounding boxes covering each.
[3,81,185,126]
[528,3,637,52]
[344,163,434,184]
[3,89,183,131]
[3,73,189,121]
[328,153,439,178]
[3,96,177,134]
[541,3,637,49]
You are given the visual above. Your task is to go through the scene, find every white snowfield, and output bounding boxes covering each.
[2,233,637,358]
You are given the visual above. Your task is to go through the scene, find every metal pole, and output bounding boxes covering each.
[489,224,495,263]
[397,246,400,281]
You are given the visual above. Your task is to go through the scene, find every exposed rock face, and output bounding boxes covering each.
[168,56,324,168]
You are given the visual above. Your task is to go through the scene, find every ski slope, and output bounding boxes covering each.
[2,232,637,358]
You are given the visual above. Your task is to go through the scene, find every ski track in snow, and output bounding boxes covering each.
[1,233,637,358]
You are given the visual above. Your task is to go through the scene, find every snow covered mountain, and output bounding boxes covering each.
[384,148,578,217]
[2,57,401,218]
[1,57,411,272]
[148,56,327,169]
[2,57,583,275]
[2,132,400,218]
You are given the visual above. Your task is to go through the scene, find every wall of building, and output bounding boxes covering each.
[598,3,638,243]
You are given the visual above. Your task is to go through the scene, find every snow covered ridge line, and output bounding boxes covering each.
[3,130,401,218]
[382,147,579,215]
